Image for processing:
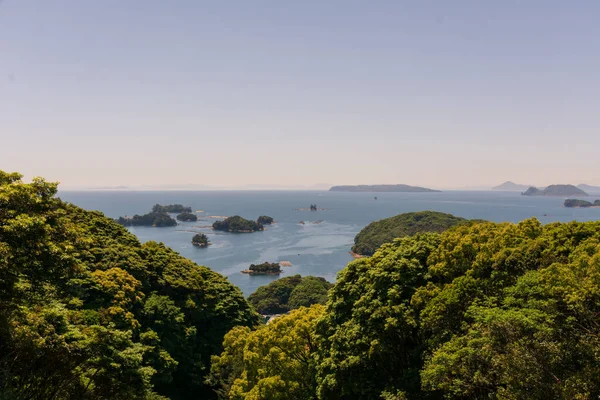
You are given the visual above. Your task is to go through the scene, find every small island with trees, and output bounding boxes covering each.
[176,212,198,222]
[191,233,210,247]
[241,262,282,275]
[564,199,600,208]
[117,203,195,227]
[212,215,264,233]
[152,204,192,213]
[257,215,274,224]
[117,211,177,227]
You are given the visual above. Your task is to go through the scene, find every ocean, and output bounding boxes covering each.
[58,190,600,295]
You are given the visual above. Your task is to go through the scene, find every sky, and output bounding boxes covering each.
[1,1,599,189]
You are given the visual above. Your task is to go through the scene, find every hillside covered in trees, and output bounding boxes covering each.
[0,171,258,399]
[4,169,600,399]
[352,211,471,256]
[248,275,333,314]
[211,218,600,399]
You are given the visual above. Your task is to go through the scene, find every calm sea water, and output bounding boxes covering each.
[58,190,600,295]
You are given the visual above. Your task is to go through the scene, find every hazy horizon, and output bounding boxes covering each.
[2,1,600,188]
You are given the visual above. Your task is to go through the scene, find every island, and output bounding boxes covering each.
[578,184,600,194]
[191,233,210,247]
[522,185,588,197]
[257,215,274,224]
[176,212,198,222]
[241,262,282,275]
[492,181,532,191]
[352,211,477,256]
[212,215,264,233]
[329,184,441,193]
[564,199,600,208]
[117,211,177,227]
[152,204,192,213]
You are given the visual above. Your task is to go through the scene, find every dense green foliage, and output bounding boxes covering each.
[318,218,600,399]
[523,184,588,196]
[208,305,324,400]
[152,204,192,213]
[118,211,177,227]
[176,212,198,222]
[352,211,469,256]
[213,217,600,399]
[213,216,263,233]
[247,262,281,275]
[0,171,258,399]
[256,216,274,224]
[248,275,333,314]
[564,199,600,207]
[192,233,209,247]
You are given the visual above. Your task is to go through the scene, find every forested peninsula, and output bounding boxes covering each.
[4,170,600,399]
[352,211,472,256]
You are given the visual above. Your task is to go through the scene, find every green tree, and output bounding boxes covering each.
[248,276,332,314]
[208,305,325,400]
[0,170,259,399]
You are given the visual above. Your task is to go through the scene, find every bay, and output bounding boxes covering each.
[58,190,600,295]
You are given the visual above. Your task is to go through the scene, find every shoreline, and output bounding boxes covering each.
[349,251,366,259]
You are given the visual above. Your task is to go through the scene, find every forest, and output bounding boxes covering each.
[3,170,600,399]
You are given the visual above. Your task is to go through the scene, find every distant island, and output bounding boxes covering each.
[241,262,282,275]
[257,215,274,224]
[577,184,600,194]
[212,215,264,233]
[564,199,600,208]
[117,211,177,227]
[176,212,198,222]
[352,211,477,256]
[492,181,532,191]
[191,233,210,247]
[329,184,440,193]
[522,185,588,197]
[152,204,192,213]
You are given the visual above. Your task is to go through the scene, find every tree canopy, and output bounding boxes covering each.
[208,305,324,400]
[213,217,600,399]
[248,275,332,314]
[352,211,471,256]
[318,218,600,399]
[0,171,258,399]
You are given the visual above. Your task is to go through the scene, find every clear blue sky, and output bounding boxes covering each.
[1,1,599,189]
